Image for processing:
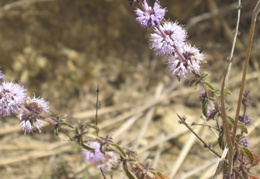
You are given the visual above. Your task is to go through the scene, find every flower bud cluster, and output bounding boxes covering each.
[134,0,204,78]
[239,90,253,147]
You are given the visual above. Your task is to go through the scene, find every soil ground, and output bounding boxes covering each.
[0,0,259,178]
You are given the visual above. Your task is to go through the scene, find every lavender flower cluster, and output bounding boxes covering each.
[0,70,50,134]
[82,141,118,171]
[134,0,204,78]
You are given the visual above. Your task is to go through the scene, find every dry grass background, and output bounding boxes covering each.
[0,0,259,178]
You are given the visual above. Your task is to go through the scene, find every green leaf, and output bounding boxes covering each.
[238,123,248,134]
[218,132,225,150]
[208,97,215,102]
[202,81,214,91]
[227,116,248,133]
[224,89,232,95]
[124,168,137,179]
[87,123,100,134]
[201,72,210,79]
[81,139,94,150]
[227,116,234,124]
[110,144,127,158]
[241,147,254,164]
[202,100,208,118]
[61,122,75,129]
[190,79,197,87]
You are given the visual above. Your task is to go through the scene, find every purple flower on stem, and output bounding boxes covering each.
[135,0,166,28]
[240,138,249,147]
[0,82,26,116]
[82,141,118,171]
[239,114,252,126]
[19,96,50,134]
[98,151,118,171]
[82,141,104,163]
[150,21,187,55]
[242,90,252,107]
[168,44,204,78]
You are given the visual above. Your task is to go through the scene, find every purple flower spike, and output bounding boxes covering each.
[19,96,50,134]
[240,138,249,147]
[135,0,166,29]
[150,21,187,55]
[0,82,27,116]
[168,44,204,78]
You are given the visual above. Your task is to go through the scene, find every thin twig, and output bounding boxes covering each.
[177,115,244,179]
[218,0,243,173]
[177,114,221,158]
[232,0,260,145]
[170,124,203,178]
[95,85,100,136]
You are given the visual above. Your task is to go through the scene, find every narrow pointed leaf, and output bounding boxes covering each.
[110,144,127,158]
[88,123,100,134]
[241,147,254,164]
[124,168,137,179]
[202,81,214,91]
[61,122,75,129]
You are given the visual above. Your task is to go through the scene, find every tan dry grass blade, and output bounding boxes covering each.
[169,126,203,178]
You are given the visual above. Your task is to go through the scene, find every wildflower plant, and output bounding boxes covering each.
[0,0,260,178]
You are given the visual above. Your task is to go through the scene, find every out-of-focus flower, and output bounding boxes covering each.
[98,151,118,171]
[168,44,204,78]
[239,114,252,126]
[0,69,4,80]
[242,90,252,108]
[19,96,50,134]
[135,0,166,28]
[0,82,26,116]
[82,141,118,171]
[240,138,249,147]
[150,21,187,55]
[82,141,104,163]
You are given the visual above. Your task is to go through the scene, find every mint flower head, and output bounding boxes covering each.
[150,21,187,55]
[82,141,104,163]
[82,141,118,171]
[0,82,27,116]
[19,96,50,134]
[168,44,204,78]
[135,0,166,29]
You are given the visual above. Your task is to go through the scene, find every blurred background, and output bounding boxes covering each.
[0,0,259,178]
